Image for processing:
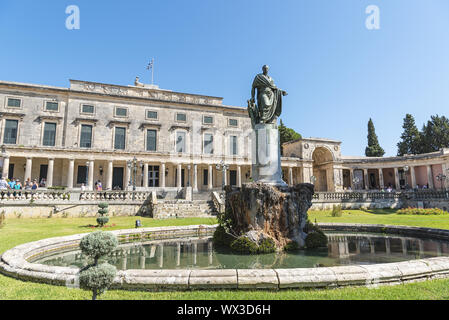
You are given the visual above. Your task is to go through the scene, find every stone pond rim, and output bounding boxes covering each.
[2,224,449,290]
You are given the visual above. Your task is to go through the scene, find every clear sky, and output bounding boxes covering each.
[1,0,448,156]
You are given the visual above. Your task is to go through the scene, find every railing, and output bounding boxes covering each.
[79,191,151,202]
[0,190,72,202]
[0,190,447,204]
[212,191,225,214]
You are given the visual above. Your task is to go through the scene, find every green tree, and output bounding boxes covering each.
[79,231,118,300]
[397,114,421,156]
[365,118,385,157]
[419,115,449,153]
[279,119,302,155]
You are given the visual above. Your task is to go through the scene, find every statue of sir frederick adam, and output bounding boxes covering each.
[248,65,288,128]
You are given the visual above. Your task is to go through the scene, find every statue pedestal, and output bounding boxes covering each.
[252,123,287,186]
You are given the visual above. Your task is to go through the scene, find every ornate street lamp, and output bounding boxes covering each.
[436,173,447,190]
[187,165,191,187]
[352,176,360,191]
[310,175,317,185]
[127,157,138,192]
[403,166,410,190]
[216,160,230,191]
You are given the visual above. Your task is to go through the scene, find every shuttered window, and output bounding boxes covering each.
[146,130,157,152]
[43,123,56,146]
[3,120,18,144]
[80,125,92,148]
[114,127,126,150]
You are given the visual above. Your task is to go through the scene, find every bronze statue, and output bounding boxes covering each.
[248,65,288,128]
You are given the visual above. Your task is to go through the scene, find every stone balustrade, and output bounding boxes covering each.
[0,190,447,204]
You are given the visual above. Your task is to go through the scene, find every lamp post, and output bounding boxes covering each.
[127,157,138,192]
[436,173,447,190]
[352,176,360,191]
[403,166,410,190]
[85,161,90,187]
[187,165,191,187]
[310,175,317,185]
[216,160,229,191]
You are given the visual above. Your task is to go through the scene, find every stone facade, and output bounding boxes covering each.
[1,78,448,194]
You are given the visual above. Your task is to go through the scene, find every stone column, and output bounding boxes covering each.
[208,165,213,190]
[193,164,198,192]
[106,160,113,191]
[177,164,182,188]
[289,167,294,186]
[25,157,33,182]
[46,158,54,188]
[125,163,131,190]
[363,169,369,190]
[378,168,385,189]
[67,159,75,189]
[161,163,166,188]
[427,165,434,189]
[410,166,417,189]
[176,243,181,267]
[143,163,149,188]
[158,244,164,268]
[2,156,9,179]
[394,168,401,190]
[349,169,355,190]
[88,160,94,191]
[237,166,242,188]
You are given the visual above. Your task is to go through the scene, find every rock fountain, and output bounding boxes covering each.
[217,65,322,251]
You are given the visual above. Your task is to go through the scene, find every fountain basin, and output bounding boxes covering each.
[2,224,449,290]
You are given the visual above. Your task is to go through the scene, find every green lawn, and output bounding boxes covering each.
[2,211,449,300]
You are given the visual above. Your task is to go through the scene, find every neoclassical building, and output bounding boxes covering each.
[0,78,448,192]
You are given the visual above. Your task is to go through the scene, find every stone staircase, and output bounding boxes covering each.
[152,199,218,219]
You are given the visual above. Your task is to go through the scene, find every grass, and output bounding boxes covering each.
[2,211,449,300]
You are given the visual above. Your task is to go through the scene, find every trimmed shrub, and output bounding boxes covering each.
[97,203,110,227]
[258,238,276,254]
[79,263,117,300]
[80,231,118,264]
[331,205,343,217]
[79,231,118,300]
[305,231,328,249]
[284,241,300,252]
[230,236,259,254]
[213,225,234,247]
[397,208,449,215]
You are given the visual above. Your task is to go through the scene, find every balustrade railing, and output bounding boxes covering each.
[0,189,448,204]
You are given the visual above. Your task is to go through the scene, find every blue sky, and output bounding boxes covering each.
[1,0,449,156]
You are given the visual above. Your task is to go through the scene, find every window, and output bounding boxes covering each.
[204,133,214,154]
[148,166,160,187]
[43,122,57,147]
[3,120,18,144]
[146,110,158,120]
[114,127,126,150]
[203,169,208,186]
[176,113,187,122]
[80,124,93,148]
[203,116,214,125]
[115,107,128,117]
[229,119,238,127]
[146,129,157,152]
[82,105,95,114]
[7,98,21,108]
[230,136,238,156]
[176,131,186,153]
[46,102,59,112]
[77,166,88,184]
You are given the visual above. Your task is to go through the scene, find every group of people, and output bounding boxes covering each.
[80,180,103,192]
[0,177,45,191]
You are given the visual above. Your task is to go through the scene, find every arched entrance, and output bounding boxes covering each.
[312,147,334,192]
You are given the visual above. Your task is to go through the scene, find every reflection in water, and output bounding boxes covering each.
[30,233,449,270]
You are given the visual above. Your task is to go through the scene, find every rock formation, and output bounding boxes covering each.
[224,182,315,249]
